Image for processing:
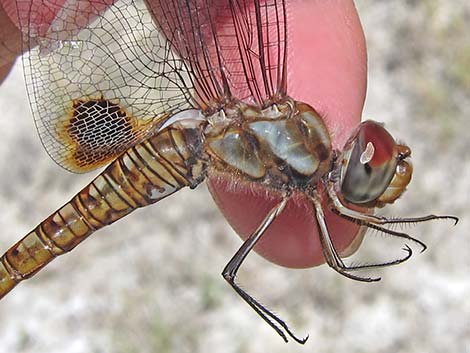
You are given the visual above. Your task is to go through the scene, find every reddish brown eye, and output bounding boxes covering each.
[340,121,398,204]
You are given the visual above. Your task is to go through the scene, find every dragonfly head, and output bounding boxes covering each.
[337,121,413,208]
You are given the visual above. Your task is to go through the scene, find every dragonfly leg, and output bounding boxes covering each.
[326,182,458,226]
[311,193,386,282]
[327,182,434,252]
[222,197,308,344]
[339,243,413,271]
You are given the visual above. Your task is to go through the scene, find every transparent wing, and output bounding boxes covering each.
[147,0,288,110]
[15,0,288,172]
[18,0,195,172]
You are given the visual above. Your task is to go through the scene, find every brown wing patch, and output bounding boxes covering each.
[21,0,194,174]
[58,97,168,172]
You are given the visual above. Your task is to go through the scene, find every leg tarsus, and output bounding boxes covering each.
[331,265,381,282]
[365,222,427,253]
[222,197,308,344]
[326,182,458,226]
[223,274,308,344]
[345,244,413,271]
[311,194,383,282]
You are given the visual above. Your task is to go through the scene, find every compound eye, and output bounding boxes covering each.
[340,121,398,204]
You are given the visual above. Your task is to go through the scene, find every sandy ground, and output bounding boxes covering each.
[0,1,468,353]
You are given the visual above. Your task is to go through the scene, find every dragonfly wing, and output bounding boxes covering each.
[146,0,288,109]
[16,0,195,172]
[15,0,288,172]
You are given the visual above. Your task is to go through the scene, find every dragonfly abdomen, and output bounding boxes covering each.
[0,122,207,299]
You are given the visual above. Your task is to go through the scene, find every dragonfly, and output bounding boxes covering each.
[0,0,458,343]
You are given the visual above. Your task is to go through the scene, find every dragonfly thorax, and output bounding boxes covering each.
[204,100,333,191]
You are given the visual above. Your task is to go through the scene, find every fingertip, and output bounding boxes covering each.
[208,0,367,268]
[287,0,367,148]
[0,0,23,69]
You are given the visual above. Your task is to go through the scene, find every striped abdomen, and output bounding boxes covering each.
[0,123,206,299]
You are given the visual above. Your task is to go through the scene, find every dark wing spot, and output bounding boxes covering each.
[65,98,142,170]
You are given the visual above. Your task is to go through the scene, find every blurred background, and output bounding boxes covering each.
[0,0,468,352]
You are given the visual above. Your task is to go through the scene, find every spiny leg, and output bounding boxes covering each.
[322,181,446,271]
[333,211,429,254]
[222,197,308,344]
[327,181,439,253]
[311,193,415,275]
[344,244,413,271]
[311,193,383,282]
[326,182,459,226]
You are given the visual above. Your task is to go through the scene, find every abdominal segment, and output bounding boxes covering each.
[0,124,206,299]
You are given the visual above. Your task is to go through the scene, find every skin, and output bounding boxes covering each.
[0,0,22,83]
[0,0,367,268]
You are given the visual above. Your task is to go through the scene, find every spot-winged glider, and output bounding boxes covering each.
[0,0,457,343]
